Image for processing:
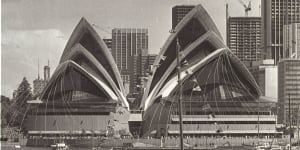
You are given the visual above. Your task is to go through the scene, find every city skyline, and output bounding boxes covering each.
[2,0,261,97]
[2,1,300,146]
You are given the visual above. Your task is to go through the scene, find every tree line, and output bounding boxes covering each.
[1,77,32,129]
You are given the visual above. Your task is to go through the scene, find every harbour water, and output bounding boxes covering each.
[1,143,91,150]
[1,141,91,150]
[1,147,91,150]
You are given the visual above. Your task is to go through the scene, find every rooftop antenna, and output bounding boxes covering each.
[38,57,40,80]
[289,94,291,150]
[238,0,251,17]
[259,4,261,17]
[226,3,229,20]
[226,3,229,46]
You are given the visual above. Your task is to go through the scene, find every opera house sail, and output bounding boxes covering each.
[24,18,130,142]
[140,5,280,138]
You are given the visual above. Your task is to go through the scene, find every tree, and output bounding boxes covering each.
[1,95,11,127]
[7,77,33,128]
[14,77,32,108]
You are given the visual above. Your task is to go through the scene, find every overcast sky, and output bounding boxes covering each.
[1,0,260,98]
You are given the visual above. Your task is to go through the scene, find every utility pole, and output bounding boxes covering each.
[289,94,291,150]
[38,57,40,80]
[177,38,184,150]
[297,103,299,146]
[257,96,260,142]
[173,29,184,150]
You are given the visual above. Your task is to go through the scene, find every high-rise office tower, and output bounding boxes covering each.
[111,28,148,95]
[278,59,300,125]
[129,54,157,109]
[227,17,262,62]
[131,55,143,96]
[283,23,300,59]
[140,54,157,91]
[172,5,195,29]
[261,0,300,64]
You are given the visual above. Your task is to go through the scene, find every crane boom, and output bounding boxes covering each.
[238,0,247,9]
[238,0,251,17]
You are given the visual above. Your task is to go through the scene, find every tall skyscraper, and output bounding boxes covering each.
[227,17,262,62]
[172,5,195,29]
[261,0,300,64]
[111,28,148,95]
[140,54,157,91]
[129,54,157,109]
[131,55,143,96]
[278,59,300,126]
[283,23,300,59]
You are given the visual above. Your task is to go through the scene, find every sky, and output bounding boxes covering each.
[1,0,261,98]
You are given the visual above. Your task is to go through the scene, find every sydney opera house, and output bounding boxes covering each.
[24,4,282,145]
[25,18,131,140]
[140,5,281,138]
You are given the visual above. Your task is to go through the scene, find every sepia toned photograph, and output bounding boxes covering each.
[1,0,300,149]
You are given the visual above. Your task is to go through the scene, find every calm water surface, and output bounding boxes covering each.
[1,143,93,150]
[1,146,92,150]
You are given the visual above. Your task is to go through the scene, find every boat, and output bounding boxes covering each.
[285,144,300,150]
[255,142,282,150]
[50,141,69,150]
[14,145,21,149]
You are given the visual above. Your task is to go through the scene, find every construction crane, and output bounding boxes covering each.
[238,0,251,17]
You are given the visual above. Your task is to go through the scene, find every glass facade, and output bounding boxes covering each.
[283,23,300,59]
[112,28,148,97]
[262,0,300,64]
[172,5,195,29]
[278,59,300,126]
[228,17,262,62]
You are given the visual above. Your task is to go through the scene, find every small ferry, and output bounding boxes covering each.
[255,142,282,150]
[50,141,69,150]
